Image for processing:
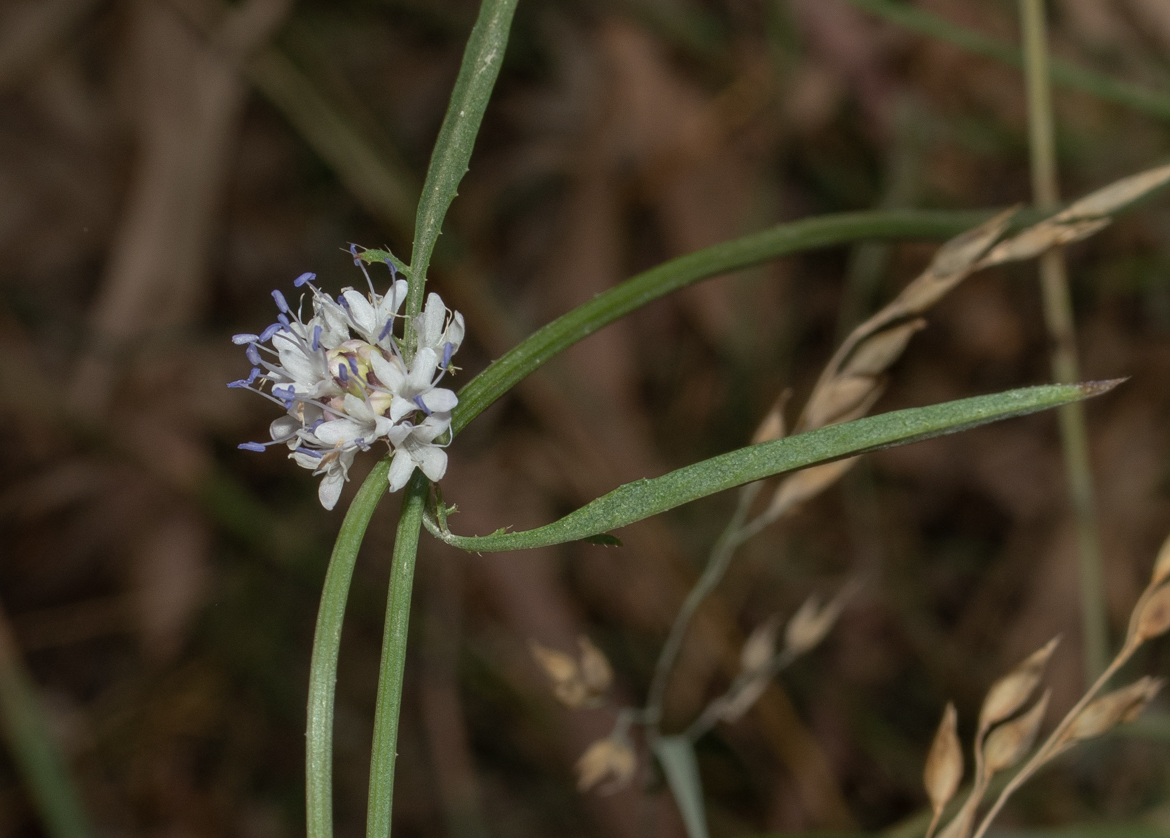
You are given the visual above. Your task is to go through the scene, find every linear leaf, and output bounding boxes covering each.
[409,0,518,321]
[431,382,1117,552]
[654,736,709,838]
[451,208,1009,434]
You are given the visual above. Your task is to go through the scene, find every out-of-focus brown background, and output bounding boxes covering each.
[2,0,1170,835]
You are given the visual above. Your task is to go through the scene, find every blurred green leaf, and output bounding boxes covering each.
[0,623,91,838]
[654,735,709,838]
[845,0,1170,122]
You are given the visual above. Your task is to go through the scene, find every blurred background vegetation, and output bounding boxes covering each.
[2,0,1170,835]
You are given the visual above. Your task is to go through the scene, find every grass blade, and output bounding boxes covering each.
[654,735,709,838]
[431,382,1118,552]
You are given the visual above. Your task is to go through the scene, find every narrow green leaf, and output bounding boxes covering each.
[450,208,1014,436]
[654,736,709,838]
[0,626,91,838]
[306,458,390,838]
[408,0,519,325]
[430,382,1118,552]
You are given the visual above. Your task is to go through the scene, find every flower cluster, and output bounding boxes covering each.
[230,250,464,509]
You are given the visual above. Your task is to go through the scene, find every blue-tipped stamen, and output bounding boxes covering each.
[311,325,322,352]
[272,289,290,312]
[232,333,259,345]
[246,344,261,365]
[378,319,394,342]
[259,323,281,342]
[294,272,316,287]
[442,342,454,370]
[239,442,267,452]
[413,395,431,415]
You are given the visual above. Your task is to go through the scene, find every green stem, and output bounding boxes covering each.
[306,459,391,838]
[366,472,428,838]
[1019,0,1108,681]
[451,208,1008,436]
[643,484,760,736]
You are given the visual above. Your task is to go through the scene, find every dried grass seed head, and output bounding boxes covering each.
[784,581,855,655]
[1134,584,1170,645]
[924,703,963,817]
[980,689,1049,777]
[741,613,783,673]
[578,636,614,695]
[1151,531,1170,588]
[1064,677,1164,743]
[978,637,1059,733]
[575,734,636,793]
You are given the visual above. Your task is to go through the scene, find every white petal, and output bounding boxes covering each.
[389,395,417,423]
[386,450,416,492]
[445,312,465,352]
[315,418,365,445]
[342,289,377,336]
[368,351,405,390]
[412,444,447,481]
[406,349,438,392]
[420,388,458,413]
[318,470,345,510]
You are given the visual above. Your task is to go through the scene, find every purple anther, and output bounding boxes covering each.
[246,344,261,365]
[442,342,454,370]
[277,313,291,328]
[310,419,324,432]
[232,333,259,345]
[293,272,316,287]
[238,441,267,452]
[272,385,296,402]
[347,356,360,376]
[296,446,323,459]
[227,379,250,389]
[349,243,360,263]
[259,322,282,342]
[272,289,290,312]
[338,295,350,311]
[413,395,431,415]
[382,258,398,280]
[311,325,322,352]
[378,319,394,341]
[338,365,348,383]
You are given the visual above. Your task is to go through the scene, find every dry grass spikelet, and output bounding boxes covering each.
[981,690,1049,777]
[1151,532,1170,588]
[575,735,636,793]
[530,636,613,708]
[1063,677,1165,744]
[1134,584,1170,645]
[978,637,1059,732]
[923,703,962,838]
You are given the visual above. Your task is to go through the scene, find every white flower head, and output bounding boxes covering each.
[230,250,463,509]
